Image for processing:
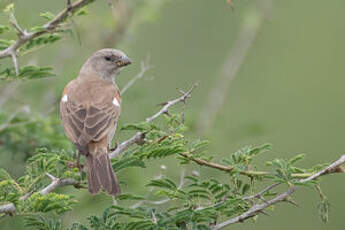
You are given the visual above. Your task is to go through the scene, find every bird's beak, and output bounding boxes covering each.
[116,56,132,67]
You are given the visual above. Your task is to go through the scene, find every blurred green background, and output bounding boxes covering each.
[1,0,345,229]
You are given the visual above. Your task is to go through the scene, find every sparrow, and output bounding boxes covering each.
[60,48,132,196]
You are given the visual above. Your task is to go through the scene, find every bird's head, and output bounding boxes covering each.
[81,48,132,80]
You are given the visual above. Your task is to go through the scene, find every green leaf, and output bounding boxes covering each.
[24,216,64,230]
[249,143,272,156]
[0,65,55,80]
[23,34,62,51]
[0,168,12,180]
[146,178,177,190]
[288,154,305,165]
[116,194,145,201]
[4,3,14,13]
[26,192,77,215]
[112,156,145,172]
[126,220,155,230]
[121,122,158,131]
[76,8,89,16]
[242,184,250,195]
[0,25,10,34]
[0,39,14,50]
[40,11,55,20]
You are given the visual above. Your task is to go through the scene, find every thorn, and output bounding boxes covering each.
[151,210,157,224]
[10,52,19,76]
[258,210,270,216]
[285,198,299,207]
[178,89,186,95]
[9,13,24,37]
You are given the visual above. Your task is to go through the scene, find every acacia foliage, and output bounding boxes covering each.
[0,1,337,230]
[0,111,332,229]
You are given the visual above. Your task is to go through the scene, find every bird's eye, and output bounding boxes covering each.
[104,56,112,61]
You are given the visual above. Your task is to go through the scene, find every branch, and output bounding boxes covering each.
[0,173,79,214]
[177,152,342,179]
[243,183,280,201]
[0,204,16,215]
[0,0,96,73]
[213,154,345,229]
[40,173,79,195]
[146,83,198,123]
[109,83,198,158]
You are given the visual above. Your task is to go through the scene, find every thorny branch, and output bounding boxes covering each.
[109,83,198,158]
[0,0,96,75]
[111,81,343,180]
[212,154,345,229]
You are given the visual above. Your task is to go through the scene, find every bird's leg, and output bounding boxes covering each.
[76,151,82,172]
[66,151,84,171]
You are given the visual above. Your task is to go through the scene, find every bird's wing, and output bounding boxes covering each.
[60,78,121,152]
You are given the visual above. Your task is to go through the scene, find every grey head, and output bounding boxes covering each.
[80,48,132,80]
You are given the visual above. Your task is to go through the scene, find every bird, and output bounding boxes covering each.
[60,48,132,196]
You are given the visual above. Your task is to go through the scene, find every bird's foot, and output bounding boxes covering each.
[66,161,84,172]
[109,142,118,152]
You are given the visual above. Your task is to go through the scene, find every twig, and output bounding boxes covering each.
[9,13,25,37]
[120,56,152,95]
[213,154,345,229]
[0,173,79,214]
[178,152,336,179]
[10,52,19,76]
[109,132,145,159]
[109,83,198,158]
[0,0,96,73]
[146,83,198,123]
[243,183,280,201]
[40,176,78,195]
[179,152,270,177]
[0,204,16,215]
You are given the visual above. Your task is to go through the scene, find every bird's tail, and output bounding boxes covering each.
[86,152,121,196]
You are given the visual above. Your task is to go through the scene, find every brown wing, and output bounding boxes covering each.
[60,78,121,153]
